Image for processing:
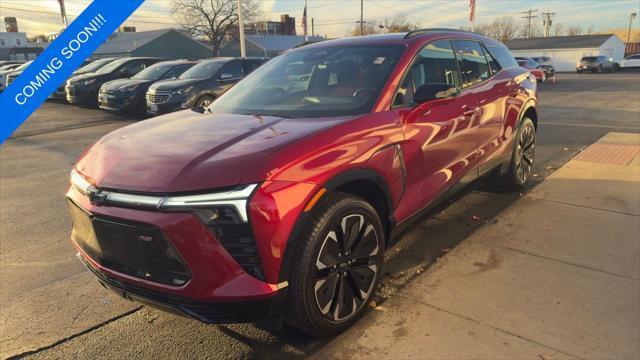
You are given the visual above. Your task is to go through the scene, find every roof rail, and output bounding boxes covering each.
[404,28,473,39]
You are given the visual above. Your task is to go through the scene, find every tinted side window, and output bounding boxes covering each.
[485,42,519,69]
[122,60,146,74]
[244,60,263,74]
[221,60,244,79]
[452,40,490,87]
[482,43,501,74]
[163,64,191,79]
[394,40,461,107]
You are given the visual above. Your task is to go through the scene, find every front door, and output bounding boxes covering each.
[393,39,480,213]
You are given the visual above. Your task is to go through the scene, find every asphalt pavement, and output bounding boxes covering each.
[1,72,639,359]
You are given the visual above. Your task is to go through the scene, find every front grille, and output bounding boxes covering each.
[80,255,274,324]
[69,201,191,286]
[210,224,264,280]
[146,92,170,104]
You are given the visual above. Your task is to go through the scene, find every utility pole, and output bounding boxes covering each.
[360,0,364,36]
[628,12,637,43]
[237,0,246,58]
[58,0,68,28]
[312,18,314,37]
[542,10,555,37]
[521,9,538,38]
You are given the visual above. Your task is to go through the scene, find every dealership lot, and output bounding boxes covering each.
[1,72,639,359]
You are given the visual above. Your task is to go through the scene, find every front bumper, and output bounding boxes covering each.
[66,85,98,105]
[79,253,286,323]
[98,91,141,112]
[67,184,280,302]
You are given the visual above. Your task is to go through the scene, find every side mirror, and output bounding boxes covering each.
[414,83,459,104]
[219,73,234,81]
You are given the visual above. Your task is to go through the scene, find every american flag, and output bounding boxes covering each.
[302,1,308,40]
[469,0,475,22]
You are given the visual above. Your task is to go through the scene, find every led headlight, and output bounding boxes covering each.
[171,86,193,96]
[70,170,256,222]
[82,78,96,86]
[120,84,139,92]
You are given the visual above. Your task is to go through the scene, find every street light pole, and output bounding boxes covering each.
[237,0,246,58]
[627,12,637,43]
[360,0,364,36]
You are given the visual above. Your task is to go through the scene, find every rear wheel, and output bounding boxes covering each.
[500,117,536,190]
[287,192,385,336]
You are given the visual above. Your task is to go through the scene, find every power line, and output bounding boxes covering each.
[542,10,555,37]
[521,9,538,38]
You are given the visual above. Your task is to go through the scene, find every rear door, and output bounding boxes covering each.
[216,59,244,94]
[394,39,479,212]
[452,39,505,174]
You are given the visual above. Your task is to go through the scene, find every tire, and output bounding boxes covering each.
[500,117,536,190]
[576,69,582,73]
[595,65,602,73]
[286,192,385,336]
[195,95,214,108]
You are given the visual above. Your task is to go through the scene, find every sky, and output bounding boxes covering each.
[0,0,638,39]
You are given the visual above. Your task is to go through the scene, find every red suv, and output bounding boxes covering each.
[67,29,537,336]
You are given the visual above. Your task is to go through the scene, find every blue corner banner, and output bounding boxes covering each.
[0,0,145,144]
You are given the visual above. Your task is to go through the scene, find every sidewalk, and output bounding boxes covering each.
[316,132,640,360]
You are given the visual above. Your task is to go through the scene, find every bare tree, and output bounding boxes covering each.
[552,22,565,36]
[382,15,419,33]
[474,17,521,41]
[171,0,261,56]
[348,22,378,36]
[567,25,582,36]
[586,25,595,34]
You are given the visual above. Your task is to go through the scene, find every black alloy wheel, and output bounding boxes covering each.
[501,117,536,190]
[514,121,536,184]
[313,213,379,322]
[287,192,385,336]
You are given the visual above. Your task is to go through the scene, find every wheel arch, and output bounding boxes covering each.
[277,168,395,284]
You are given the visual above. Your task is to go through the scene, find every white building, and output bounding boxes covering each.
[504,34,626,72]
[0,31,44,60]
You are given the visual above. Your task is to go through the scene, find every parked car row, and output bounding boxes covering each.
[0,56,267,117]
[515,57,554,82]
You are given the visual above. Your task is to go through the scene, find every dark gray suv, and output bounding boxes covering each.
[576,56,618,73]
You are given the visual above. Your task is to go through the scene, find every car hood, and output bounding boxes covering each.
[149,78,201,91]
[76,111,354,192]
[101,78,150,91]
[69,72,107,83]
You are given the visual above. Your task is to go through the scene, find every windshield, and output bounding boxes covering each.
[76,58,114,73]
[96,58,129,74]
[209,45,404,118]
[133,62,174,80]
[581,56,598,62]
[517,60,527,66]
[179,60,225,80]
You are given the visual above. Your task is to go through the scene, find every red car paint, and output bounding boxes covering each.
[517,59,545,81]
[67,30,537,321]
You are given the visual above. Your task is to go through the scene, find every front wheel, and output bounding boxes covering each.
[195,95,214,108]
[286,192,385,336]
[500,117,536,190]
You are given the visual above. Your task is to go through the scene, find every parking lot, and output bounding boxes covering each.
[1,72,639,359]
